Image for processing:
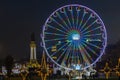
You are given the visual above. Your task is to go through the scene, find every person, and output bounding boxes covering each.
[82,69,87,79]
[118,73,120,80]
[0,72,4,80]
[90,68,97,79]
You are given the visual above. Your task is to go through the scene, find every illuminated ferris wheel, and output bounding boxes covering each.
[42,4,107,70]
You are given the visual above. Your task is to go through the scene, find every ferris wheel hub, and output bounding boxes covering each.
[72,34,80,40]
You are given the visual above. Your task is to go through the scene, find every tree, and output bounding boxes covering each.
[5,55,14,78]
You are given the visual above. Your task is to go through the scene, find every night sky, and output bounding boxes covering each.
[0,0,120,59]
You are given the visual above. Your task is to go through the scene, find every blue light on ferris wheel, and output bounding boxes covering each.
[72,34,80,40]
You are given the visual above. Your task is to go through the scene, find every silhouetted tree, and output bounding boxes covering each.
[5,55,14,78]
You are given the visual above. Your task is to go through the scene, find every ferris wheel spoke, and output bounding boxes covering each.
[56,43,72,63]
[84,38,102,42]
[80,43,94,62]
[45,32,67,37]
[78,10,86,30]
[76,47,83,64]
[78,45,88,64]
[70,8,75,27]
[64,9,72,28]
[56,12,70,30]
[56,43,71,62]
[83,33,102,37]
[51,42,70,57]
[82,43,99,56]
[74,43,80,64]
[45,38,66,42]
[72,42,78,64]
[61,51,71,68]
[78,45,91,65]
[76,51,81,64]
[80,14,92,31]
[72,43,77,64]
[81,42,99,56]
[76,10,80,29]
[65,47,72,66]
[50,17,68,32]
[46,41,66,50]
[46,24,67,34]
[81,19,97,33]
[82,26,102,35]
[74,45,79,63]
[83,40,101,49]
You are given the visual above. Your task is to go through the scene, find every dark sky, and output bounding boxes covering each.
[0,0,120,59]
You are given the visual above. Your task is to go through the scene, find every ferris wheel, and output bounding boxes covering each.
[41,4,107,70]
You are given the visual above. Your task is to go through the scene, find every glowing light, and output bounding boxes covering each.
[72,34,80,40]
[75,64,82,70]
[86,39,89,42]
